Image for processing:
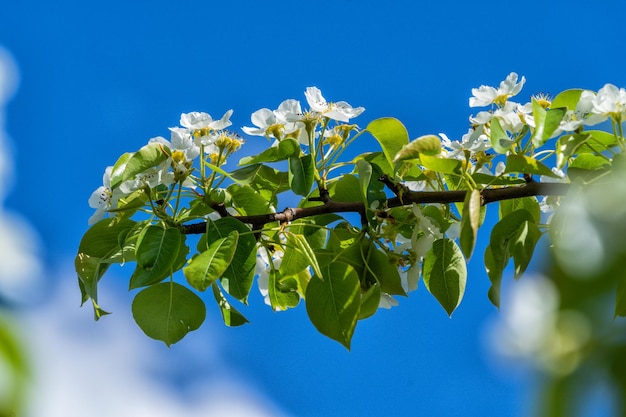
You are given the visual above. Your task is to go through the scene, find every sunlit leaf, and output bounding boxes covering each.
[504,154,559,178]
[419,153,464,175]
[205,218,256,303]
[111,142,170,189]
[460,189,481,259]
[490,117,515,153]
[238,138,301,165]
[531,99,566,148]
[551,89,583,111]
[184,231,239,291]
[393,134,442,163]
[366,117,409,168]
[228,184,275,215]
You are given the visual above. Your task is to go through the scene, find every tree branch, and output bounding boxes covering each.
[181,180,571,235]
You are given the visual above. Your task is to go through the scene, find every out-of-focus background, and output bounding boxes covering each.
[1,1,626,416]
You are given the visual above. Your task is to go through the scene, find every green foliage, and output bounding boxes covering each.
[423,238,467,316]
[132,282,206,346]
[76,77,626,361]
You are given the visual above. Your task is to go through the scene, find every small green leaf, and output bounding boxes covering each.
[228,184,275,215]
[366,117,409,168]
[504,154,559,178]
[78,218,137,259]
[329,174,363,203]
[305,262,361,349]
[486,209,541,308]
[358,283,381,320]
[460,189,481,259]
[500,197,540,224]
[132,282,206,346]
[289,153,315,196]
[361,241,406,296]
[238,138,300,165]
[531,100,566,148]
[129,226,184,289]
[74,253,111,319]
[205,218,256,303]
[484,245,501,307]
[419,153,464,175]
[393,134,442,163]
[211,284,249,327]
[551,89,583,111]
[423,238,467,316]
[490,118,515,153]
[268,269,301,310]
[111,142,171,189]
[184,231,239,291]
[556,133,592,169]
[282,232,322,278]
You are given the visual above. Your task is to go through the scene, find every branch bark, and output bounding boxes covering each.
[181,179,570,235]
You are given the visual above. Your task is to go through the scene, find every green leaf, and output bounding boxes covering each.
[490,117,515,154]
[268,269,301,310]
[422,238,467,316]
[111,142,170,189]
[231,164,290,195]
[366,117,409,168]
[551,89,583,111]
[355,159,387,224]
[356,151,395,178]
[531,99,566,147]
[238,138,301,165]
[358,283,381,320]
[568,154,611,181]
[205,218,256,303]
[74,253,111,319]
[504,154,559,177]
[305,262,361,349]
[109,152,133,190]
[460,189,481,259]
[361,241,406,296]
[228,184,275,215]
[499,196,540,224]
[184,231,239,291]
[211,284,249,326]
[556,133,592,169]
[78,218,137,259]
[289,153,315,196]
[419,153,464,175]
[281,232,322,278]
[486,209,541,307]
[393,134,442,163]
[484,245,501,307]
[132,282,206,346]
[129,226,185,289]
[329,174,363,203]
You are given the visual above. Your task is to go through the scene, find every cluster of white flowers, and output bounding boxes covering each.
[88,110,234,225]
[467,72,626,151]
[243,87,365,146]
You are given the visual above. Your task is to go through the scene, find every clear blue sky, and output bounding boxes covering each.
[1,1,625,415]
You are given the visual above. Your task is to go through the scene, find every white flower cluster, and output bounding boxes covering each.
[88,110,234,225]
[243,86,365,145]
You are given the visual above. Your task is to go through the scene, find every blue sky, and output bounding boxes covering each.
[1,0,625,415]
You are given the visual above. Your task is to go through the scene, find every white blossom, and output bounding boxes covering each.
[469,72,526,107]
[304,87,365,122]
